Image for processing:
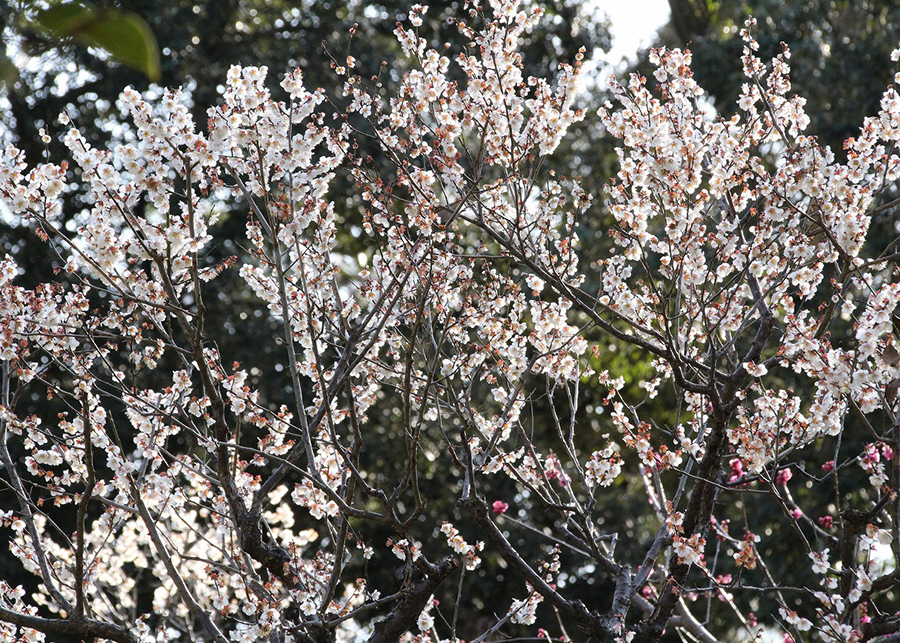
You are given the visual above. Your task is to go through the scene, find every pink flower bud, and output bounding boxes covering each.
[728,458,745,483]
[492,500,508,515]
[776,468,792,486]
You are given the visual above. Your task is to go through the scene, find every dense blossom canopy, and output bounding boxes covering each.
[1,1,900,641]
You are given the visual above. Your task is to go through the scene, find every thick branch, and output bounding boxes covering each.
[0,606,136,643]
[369,556,459,643]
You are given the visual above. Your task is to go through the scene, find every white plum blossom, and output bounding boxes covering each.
[1,5,900,643]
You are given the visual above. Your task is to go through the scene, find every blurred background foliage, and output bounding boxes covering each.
[1,0,899,640]
[663,0,900,157]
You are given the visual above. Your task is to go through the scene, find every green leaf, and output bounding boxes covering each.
[35,2,160,81]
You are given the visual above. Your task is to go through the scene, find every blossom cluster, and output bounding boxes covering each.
[0,2,900,643]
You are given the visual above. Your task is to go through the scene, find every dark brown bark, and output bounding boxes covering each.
[0,606,137,643]
[369,556,459,643]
